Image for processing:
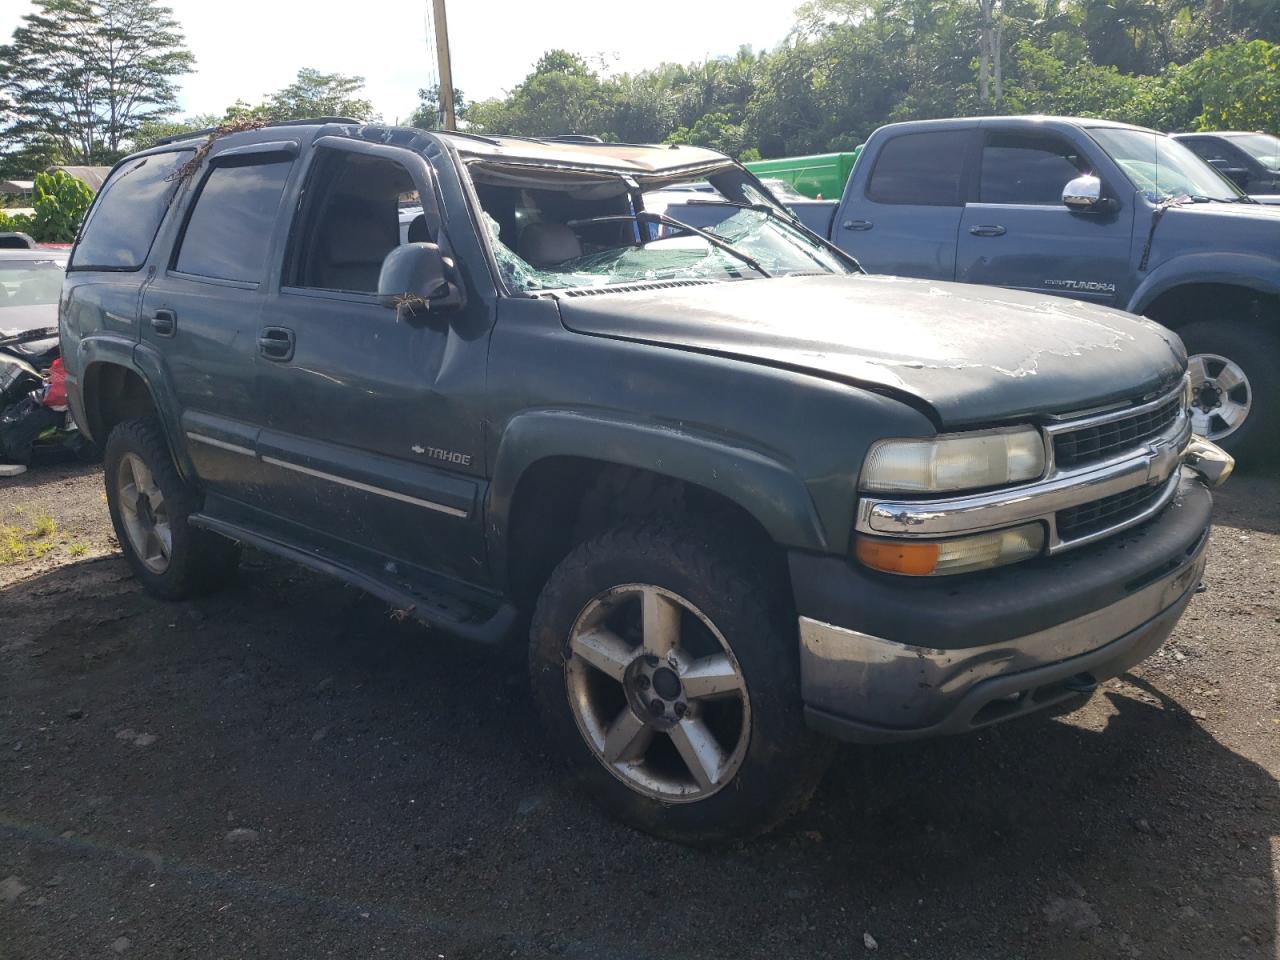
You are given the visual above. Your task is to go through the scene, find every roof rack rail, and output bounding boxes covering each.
[542,134,604,144]
[152,116,363,147]
[427,128,503,146]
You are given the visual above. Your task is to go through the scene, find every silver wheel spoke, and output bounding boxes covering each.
[669,717,728,791]
[1217,402,1246,428]
[641,589,681,657]
[1187,354,1209,384]
[681,653,745,701]
[1215,362,1246,394]
[601,707,653,764]
[570,627,634,682]
[154,521,173,560]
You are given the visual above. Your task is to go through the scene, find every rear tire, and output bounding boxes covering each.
[1175,317,1280,467]
[529,521,832,844]
[103,417,240,600]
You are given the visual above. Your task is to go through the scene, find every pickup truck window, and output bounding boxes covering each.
[1088,127,1240,202]
[866,130,967,206]
[1228,133,1280,173]
[173,159,293,284]
[979,132,1089,205]
[470,167,848,292]
[286,149,422,294]
[70,150,189,271]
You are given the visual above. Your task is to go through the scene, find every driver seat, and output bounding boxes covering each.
[517,223,582,267]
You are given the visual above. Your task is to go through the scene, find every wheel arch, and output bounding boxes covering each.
[1129,259,1280,325]
[488,411,828,606]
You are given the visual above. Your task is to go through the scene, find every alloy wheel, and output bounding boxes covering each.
[116,451,172,574]
[564,584,751,802]
[1187,352,1251,441]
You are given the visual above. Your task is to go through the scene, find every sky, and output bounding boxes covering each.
[0,0,801,123]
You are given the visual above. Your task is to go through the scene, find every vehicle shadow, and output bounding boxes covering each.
[0,555,1275,960]
[1212,471,1280,535]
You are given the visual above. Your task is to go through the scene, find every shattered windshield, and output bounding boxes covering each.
[1089,127,1243,202]
[470,164,851,293]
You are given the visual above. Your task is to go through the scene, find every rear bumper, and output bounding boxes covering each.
[794,473,1212,743]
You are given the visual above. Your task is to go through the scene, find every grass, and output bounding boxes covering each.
[0,509,61,565]
[68,543,87,557]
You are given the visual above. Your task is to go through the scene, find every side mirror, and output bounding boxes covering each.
[377,242,465,316]
[1062,174,1105,211]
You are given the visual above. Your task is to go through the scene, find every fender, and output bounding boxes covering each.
[1128,252,1280,316]
[486,409,830,589]
[74,335,197,482]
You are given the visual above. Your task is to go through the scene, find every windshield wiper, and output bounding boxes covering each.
[567,212,772,278]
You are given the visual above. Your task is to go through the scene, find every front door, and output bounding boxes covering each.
[956,128,1133,305]
[252,140,491,585]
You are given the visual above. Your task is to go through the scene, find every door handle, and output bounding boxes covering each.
[842,219,874,231]
[150,309,176,337]
[257,326,295,362]
[969,224,1007,237]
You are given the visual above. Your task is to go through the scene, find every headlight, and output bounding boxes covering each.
[859,426,1046,493]
[856,523,1046,576]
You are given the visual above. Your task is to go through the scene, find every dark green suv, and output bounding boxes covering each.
[60,120,1232,841]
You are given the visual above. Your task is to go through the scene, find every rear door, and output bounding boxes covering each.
[956,126,1133,305]
[139,143,297,505]
[831,127,972,279]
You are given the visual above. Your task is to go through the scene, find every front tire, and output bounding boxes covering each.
[103,417,240,600]
[529,522,832,843]
[1177,317,1280,467]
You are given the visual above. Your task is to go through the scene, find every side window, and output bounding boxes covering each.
[285,149,424,294]
[1182,138,1232,165]
[173,159,293,283]
[866,131,968,206]
[70,151,189,270]
[979,133,1089,205]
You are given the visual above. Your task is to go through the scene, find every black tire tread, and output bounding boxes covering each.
[529,519,832,845]
[104,417,240,600]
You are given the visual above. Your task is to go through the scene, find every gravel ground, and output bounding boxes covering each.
[1,462,1277,960]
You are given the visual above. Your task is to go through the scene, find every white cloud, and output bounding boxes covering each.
[0,0,799,123]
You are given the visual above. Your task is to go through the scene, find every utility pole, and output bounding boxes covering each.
[432,0,457,130]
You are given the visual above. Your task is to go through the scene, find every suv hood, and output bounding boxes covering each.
[556,274,1186,427]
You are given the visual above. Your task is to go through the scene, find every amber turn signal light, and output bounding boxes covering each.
[855,538,940,576]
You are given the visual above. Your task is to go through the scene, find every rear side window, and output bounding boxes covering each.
[1180,138,1232,165]
[173,159,293,283]
[979,132,1090,204]
[867,131,968,206]
[70,151,189,270]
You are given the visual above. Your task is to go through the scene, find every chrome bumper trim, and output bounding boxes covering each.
[798,527,1208,730]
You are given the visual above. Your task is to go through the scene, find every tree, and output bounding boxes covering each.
[409,84,466,129]
[465,51,611,137]
[0,0,194,163]
[1183,39,1280,130]
[259,68,377,122]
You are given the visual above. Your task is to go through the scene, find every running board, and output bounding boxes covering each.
[189,514,519,646]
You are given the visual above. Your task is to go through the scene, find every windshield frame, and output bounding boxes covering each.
[1086,126,1246,203]
[457,155,858,297]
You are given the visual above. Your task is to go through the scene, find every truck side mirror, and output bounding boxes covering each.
[1062,175,1104,212]
[377,242,465,316]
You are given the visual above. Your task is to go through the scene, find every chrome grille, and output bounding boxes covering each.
[1056,482,1165,542]
[1053,394,1182,470]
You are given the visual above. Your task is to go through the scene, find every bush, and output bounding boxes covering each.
[30,170,94,243]
[0,209,34,234]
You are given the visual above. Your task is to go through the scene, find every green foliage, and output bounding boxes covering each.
[0,0,194,163]
[0,210,34,235]
[29,170,94,242]
[409,85,466,129]
[260,68,378,123]
[1184,40,1280,130]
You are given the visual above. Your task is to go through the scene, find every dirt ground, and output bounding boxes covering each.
[1,461,1277,960]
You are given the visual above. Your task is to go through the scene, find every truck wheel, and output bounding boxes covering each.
[103,417,240,600]
[529,522,832,843]
[1176,317,1280,466]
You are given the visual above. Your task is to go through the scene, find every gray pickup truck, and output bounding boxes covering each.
[61,120,1232,841]
[822,116,1280,465]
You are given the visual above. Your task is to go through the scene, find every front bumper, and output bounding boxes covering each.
[795,472,1212,743]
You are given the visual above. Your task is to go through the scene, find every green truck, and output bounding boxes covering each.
[745,149,861,199]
